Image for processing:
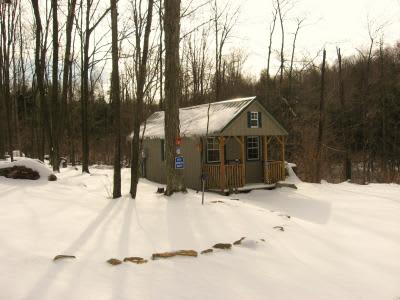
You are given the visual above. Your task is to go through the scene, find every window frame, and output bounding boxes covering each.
[206,137,220,163]
[246,136,260,161]
[250,111,259,128]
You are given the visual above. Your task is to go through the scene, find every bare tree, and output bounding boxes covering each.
[130,0,155,199]
[276,0,285,91]
[0,1,18,161]
[266,3,278,81]
[79,1,111,173]
[110,0,121,198]
[336,47,351,181]
[31,0,52,162]
[51,0,59,171]
[212,0,239,101]
[60,0,78,165]
[315,48,326,183]
[288,17,305,100]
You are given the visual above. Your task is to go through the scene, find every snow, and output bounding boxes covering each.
[0,157,54,180]
[139,97,256,139]
[0,165,399,300]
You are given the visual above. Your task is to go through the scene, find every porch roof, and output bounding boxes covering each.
[140,97,256,139]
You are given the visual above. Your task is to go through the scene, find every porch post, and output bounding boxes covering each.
[240,136,246,186]
[219,136,225,191]
[281,136,286,179]
[263,136,268,183]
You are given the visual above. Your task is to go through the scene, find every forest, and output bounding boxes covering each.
[0,0,399,197]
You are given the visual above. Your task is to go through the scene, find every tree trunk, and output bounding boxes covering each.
[315,49,326,183]
[51,0,60,171]
[81,0,91,173]
[214,0,220,101]
[0,13,4,159]
[337,47,351,181]
[277,0,285,92]
[164,0,186,195]
[110,0,121,198]
[159,0,164,110]
[1,5,14,161]
[61,0,77,166]
[130,0,154,199]
[31,0,49,162]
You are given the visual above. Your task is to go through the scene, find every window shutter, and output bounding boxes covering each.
[247,112,251,128]
[258,112,262,128]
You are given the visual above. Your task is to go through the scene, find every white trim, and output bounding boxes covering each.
[250,111,259,128]
[246,136,260,160]
[206,137,220,163]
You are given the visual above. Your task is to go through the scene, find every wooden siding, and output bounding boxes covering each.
[221,101,287,137]
[143,139,166,184]
[142,137,202,190]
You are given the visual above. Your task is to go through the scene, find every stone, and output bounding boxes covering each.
[233,237,246,245]
[156,187,165,194]
[273,226,285,231]
[123,257,148,264]
[213,243,232,250]
[107,258,122,265]
[53,254,76,261]
[0,166,40,180]
[152,250,198,260]
[276,182,298,190]
[48,174,57,181]
[200,249,213,254]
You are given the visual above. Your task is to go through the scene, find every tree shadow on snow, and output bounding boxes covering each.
[20,198,120,300]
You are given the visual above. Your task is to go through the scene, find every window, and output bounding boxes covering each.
[207,137,220,163]
[161,139,165,161]
[247,111,262,128]
[247,136,260,160]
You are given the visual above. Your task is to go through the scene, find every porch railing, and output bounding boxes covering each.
[225,164,244,189]
[264,161,285,184]
[202,164,244,190]
[202,164,220,189]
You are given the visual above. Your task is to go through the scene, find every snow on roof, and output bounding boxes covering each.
[141,97,256,139]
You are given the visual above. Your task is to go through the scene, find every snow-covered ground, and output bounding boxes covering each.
[0,162,399,300]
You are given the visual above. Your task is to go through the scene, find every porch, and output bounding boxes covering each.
[202,136,286,192]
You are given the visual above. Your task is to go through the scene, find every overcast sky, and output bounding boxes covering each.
[227,0,400,76]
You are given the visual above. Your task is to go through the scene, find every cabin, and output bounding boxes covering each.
[139,97,288,192]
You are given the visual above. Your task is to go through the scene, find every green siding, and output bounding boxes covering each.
[142,137,202,190]
[221,101,287,136]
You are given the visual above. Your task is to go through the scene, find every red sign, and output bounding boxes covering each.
[175,137,182,146]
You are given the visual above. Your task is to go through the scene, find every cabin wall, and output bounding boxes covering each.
[181,137,202,190]
[142,139,166,184]
[142,137,202,191]
[221,101,287,137]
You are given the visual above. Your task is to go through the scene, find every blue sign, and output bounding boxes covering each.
[175,156,184,169]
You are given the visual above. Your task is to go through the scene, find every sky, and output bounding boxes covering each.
[227,0,400,76]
